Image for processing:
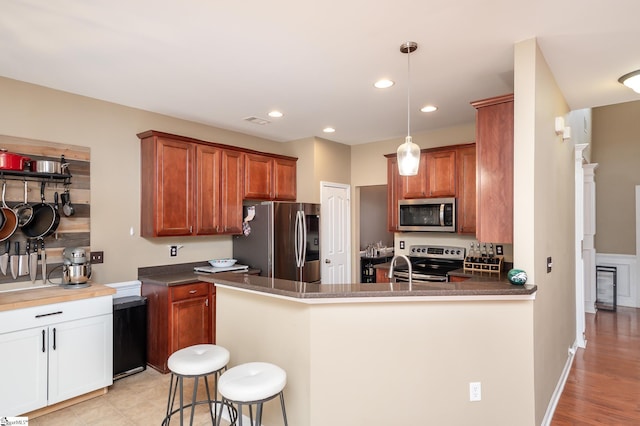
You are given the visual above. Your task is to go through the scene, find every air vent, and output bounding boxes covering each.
[244,116,271,125]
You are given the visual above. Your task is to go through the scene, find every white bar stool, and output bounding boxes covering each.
[163,344,232,426]
[216,362,288,426]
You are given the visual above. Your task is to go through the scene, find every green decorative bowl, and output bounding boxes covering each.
[507,269,528,285]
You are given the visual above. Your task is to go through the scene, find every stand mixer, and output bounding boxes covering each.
[62,247,92,285]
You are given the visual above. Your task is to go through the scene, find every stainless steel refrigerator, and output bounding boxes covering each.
[233,202,321,283]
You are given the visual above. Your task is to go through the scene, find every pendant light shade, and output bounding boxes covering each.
[397,41,420,176]
[397,136,420,175]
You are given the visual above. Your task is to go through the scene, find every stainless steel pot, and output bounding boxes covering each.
[62,263,92,284]
[29,160,68,174]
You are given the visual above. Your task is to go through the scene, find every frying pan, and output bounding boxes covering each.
[20,182,60,239]
[13,181,34,227]
[0,182,17,242]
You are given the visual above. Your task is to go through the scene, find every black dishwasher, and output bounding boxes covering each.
[113,296,147,380]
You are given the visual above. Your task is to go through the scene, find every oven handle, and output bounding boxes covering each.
[393,272,448,283]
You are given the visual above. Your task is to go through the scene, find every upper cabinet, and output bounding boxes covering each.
[138,130,297,237]
[471,94,514,243]
[456,145,476,234]
[385,143,474,233]
[244,153,297,201]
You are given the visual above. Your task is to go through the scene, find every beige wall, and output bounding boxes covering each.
[514,39,576,424]
[0,77,290,284]
[592,101,640,255]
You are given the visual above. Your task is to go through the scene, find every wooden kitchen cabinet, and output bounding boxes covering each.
[401,152,428,199]
[386,156,400,231]
[138,130,244,237]
[195,145,243,235]
[0,297,113,416]
[376,267,391,283]
[244,153,297,201]
[426,149,456,197]
[456,145,477,234]
[142,281,213,373]
[471,94,514,243]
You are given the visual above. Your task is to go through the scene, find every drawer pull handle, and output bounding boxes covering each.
[42,330,46,353]
[189,290,197,294]
[35,311,63,318]
[53,328,57,350]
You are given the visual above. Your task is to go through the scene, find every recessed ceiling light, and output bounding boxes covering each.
[323,127,336,133]
[420,105,438,113]
[268,110,284,118]
[618,70,640,93]
[374,79,394,89]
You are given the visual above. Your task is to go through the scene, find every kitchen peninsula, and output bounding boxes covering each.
[199,272,537,426]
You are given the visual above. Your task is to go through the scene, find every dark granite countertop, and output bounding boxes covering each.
[138,261,259,287]
[199,271,536,300]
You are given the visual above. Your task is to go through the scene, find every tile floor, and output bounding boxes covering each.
[29,368,232,425]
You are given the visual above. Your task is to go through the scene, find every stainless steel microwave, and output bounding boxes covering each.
[398,198,456,232]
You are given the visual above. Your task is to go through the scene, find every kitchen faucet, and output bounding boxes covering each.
[388,254,412,290]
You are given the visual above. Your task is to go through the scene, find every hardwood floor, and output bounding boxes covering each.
[552,307,640,425]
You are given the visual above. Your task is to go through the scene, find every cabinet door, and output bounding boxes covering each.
[376,267,391,284]
[170,283,211,353]
[195,144,221,235]
[426,150,456,197]
[48,315,113,405]
[457,146,477,234]
[473,95,514,243]
[273,157,297,200]
[244,153,273,199]
[220,149,244,234]
[144,137,194,236]
[0,327,48,416]
[387,157,400,232]
[401,152,428,199]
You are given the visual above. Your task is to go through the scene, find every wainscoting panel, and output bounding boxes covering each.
[595,253,638,308]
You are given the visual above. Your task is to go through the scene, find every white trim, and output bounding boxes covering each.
[636,185,640,306]
[574,144,589,349]
[541,341,579,426]
[595,253,638,308]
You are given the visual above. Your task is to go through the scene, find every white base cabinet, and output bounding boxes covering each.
[0,296,113,416]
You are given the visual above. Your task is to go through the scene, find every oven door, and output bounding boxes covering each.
[393,270,448,283]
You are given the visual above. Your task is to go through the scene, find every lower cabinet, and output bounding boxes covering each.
[143,281,214,373]
[0,296,113,416]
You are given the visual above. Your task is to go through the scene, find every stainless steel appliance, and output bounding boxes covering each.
[233,202,321,283]
[392,245,465,283]
[398,197,456,232]
[62,247,91,284]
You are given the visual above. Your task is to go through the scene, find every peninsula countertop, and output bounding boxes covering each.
[198,271,536,301]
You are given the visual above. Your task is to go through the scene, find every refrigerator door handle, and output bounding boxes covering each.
[294,211,302,268]
[300,211,307,265]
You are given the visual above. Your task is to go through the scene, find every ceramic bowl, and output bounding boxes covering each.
[208,258,237,268]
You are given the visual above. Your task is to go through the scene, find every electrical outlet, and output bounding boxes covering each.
[469,382,481,402]
[90,251,104,264]
[170,246,178,257]
[400,241,405,250]
[547,256,553,273]
[496,245,503,256]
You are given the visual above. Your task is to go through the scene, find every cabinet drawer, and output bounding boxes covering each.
[0,296,112,335]
[171,282,209,302]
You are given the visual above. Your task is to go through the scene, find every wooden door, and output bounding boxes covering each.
[426,150,456,197]
[472,94,514,243]
[220,149,244,234]
[401,152,428,198]
[244,153,273,199]
[273,157,297,200]
[146,137,194,236]
[195,144,221,235]
[456,145,477,234]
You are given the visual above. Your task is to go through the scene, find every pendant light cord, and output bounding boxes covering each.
[406,45,411,139]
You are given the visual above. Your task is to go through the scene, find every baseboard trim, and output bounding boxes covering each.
[541,341,578,426]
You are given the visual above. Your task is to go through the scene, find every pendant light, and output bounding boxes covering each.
[397,41,420,176]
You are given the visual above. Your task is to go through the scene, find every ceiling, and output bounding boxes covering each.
[1,0,639,145]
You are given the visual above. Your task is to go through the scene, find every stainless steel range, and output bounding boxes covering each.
[392,245,466,283]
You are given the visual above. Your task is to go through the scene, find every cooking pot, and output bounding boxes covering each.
[29,160,68,174]
[0,149,30,171]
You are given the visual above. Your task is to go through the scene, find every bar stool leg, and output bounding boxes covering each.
[279,392,288,426]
